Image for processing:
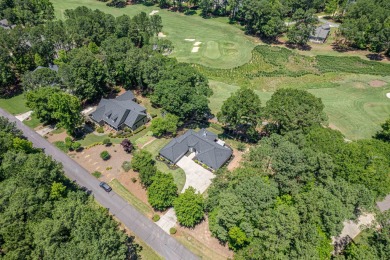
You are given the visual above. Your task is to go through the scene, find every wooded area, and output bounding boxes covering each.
[0,117,139,258]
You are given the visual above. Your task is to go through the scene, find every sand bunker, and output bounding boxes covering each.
[386,93,390,99]
[158,32,166,38]
[149,10,159,15]
[191,47,200,53]
[185,39,195,42]
[193,41,202,46]
[370,80,386,87]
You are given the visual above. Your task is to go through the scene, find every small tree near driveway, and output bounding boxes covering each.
[173,187,204,227]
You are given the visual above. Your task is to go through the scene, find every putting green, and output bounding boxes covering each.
[50,0,256,69]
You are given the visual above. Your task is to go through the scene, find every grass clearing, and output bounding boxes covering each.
[50,0,256,69]
[0,94,29,114]
[176,231,227,260]
[109,179,153,216]
[143,138,186,191]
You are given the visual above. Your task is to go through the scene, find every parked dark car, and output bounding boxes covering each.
[99,182,112,192]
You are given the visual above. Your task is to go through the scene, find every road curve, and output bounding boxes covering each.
[0,108,198,260]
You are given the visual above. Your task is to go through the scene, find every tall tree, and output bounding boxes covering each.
[265,88,327,133]
[147,172,178,211]
[174,187,204,227]
[59,47,110,102]
[217,87,262,140]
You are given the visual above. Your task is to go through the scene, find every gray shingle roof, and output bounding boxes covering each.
[90,91,146,129]
[310,24,331,42]
[34,64,59,72]
[160,129,232,170]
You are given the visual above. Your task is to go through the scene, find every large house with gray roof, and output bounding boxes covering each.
[90,91,147,131]
[159,129,232,170]
[309,24,331,43]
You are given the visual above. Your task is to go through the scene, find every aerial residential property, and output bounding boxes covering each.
[0,0,390,259]
[90,91,147,131]
[159,129,232,170]
[309,23,331,43]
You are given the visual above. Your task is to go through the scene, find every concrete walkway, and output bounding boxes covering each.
[15,111,32,121]
[377,195,390,212]
[36,126,55,136]
[156,154,215,233]
[332,213,375,253]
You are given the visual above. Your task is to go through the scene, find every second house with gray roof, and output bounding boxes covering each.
[90,91,147,131]
[159,129,232,170]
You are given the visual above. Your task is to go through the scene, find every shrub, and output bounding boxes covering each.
[72,142,82,151]
[120,139,134,153]
[131,177,137,183]
[54,141,68,152]
[92,171,102,178]
[152,214,160,222]
[169,227,177,235]
[65,137,73,149]
[122,161,132,172]
[100,151,111,160]
[237,143,246,152]
[133,125,146,135]
[103,138,111,146]
[150,113,157,118]
[96,127,104,133]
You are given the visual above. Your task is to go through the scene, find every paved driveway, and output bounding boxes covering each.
[176,155,215,193]
[157,154,215,233]
[0,108,198,260]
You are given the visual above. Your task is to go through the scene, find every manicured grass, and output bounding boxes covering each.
[0,94,29,114]
[176,230,228,260]
[210,74,390,140]
[143,138,186,191]
[50,0,256,69]
[109,179,153,216]
[23,115,41,128]
[54,141,68,153]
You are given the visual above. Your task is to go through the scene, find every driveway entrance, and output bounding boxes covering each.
[176,154,215,193]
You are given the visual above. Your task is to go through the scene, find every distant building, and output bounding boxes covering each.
[90,91,147,131]
[34,64,59,73]
[0,19,15,30]
[159,129,232,170]
[309,24,331,43]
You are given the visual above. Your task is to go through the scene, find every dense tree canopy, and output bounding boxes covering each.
[0,0,54,26]
[206,126,384,257]
[147,172,178,211]
[340,0,390,54]
[151,64,212,121]
[26,87,83,134]
[131,150,157,187]
[217,87,262,139]
[265,88,327,133]
[0,117,139,258]
[174,187,204,227]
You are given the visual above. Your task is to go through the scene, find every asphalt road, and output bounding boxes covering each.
[0,108,198,260]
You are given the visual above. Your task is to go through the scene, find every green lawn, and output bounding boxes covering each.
[0,94,29,114]
[50,0,256,69]
[109,179,153,216]
[210,74,390,140]
[143,138,186,191]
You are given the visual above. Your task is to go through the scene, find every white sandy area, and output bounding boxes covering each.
[149,10,159,15]
[185,39,195,41]
[387,93,390,98]
[158,32,166,38]
[193,41,202,46]
[191,47,200,53]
